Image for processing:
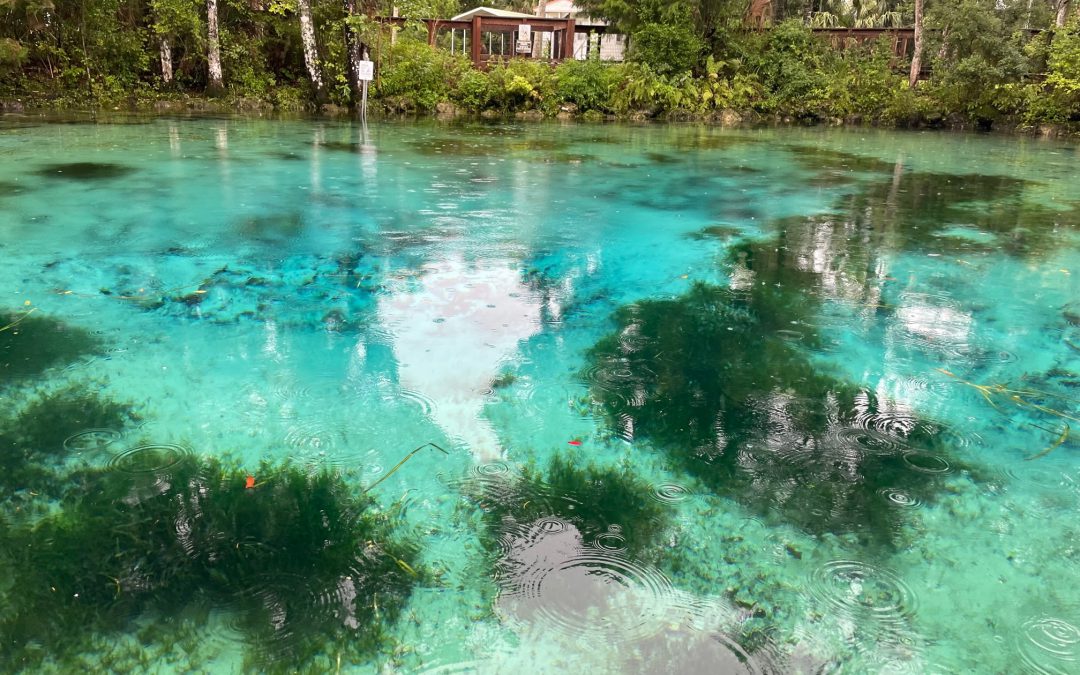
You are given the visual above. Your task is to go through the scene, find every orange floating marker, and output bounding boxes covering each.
[245,475,256,489]
[568,440,582,446]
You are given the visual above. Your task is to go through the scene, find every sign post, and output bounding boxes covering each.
[357,59,374,123]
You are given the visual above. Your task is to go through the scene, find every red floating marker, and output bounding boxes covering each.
[245,475,256,489]
[567,440,582,446]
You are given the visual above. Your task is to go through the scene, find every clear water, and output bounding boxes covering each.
[1,116,1078,673]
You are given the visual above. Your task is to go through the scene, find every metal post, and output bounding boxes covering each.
[361,80,368,124]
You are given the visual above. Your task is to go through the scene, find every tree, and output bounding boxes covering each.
[297,0,325,101]
[206,0,224,93]
[574,0,746,63]
[910,0,923,87]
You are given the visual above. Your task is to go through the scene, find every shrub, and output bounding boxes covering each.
[1026,18,1080,123]
[376,39,464,112]
[554,57,619,112]
[486,58,557,114]
[628,22,704,76]
[753,19,835,117]
[451,66,495,111]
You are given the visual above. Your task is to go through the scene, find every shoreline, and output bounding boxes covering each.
[2,95,1077,139]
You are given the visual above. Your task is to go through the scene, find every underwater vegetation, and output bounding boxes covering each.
[786,167,1079,259]
[234,211,305,244]
[136,254,380,330]
[584,240,968,546]
[0,385,139,498]
[0,454,424,672]
[0,180,29,198]
[0,309,102,381]
[470,454,670,560]
[32,162,136,181]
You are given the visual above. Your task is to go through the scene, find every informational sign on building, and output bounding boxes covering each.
[515,25,532,54]
[357,60,374,82]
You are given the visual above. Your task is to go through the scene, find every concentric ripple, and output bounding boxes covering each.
[808,560,917,626]
[651,482,695,503]
[62,428,122,456]
[878,487,924,508]
[106,443,193,473]
[902,451,952,474]
[501,550,679,643]
[1018,616,1080,675]
[594,530,628,551]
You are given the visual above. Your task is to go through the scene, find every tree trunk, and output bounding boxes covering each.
[206,0,224,94]
[159,35,174,84]
[298,0,325,102]
[343,0,364,106]
[1056,0,1070,27]
[909,0,923,88]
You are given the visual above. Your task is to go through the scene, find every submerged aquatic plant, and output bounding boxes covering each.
[584,240,968,545]
[936,368,1078,460]
[471,453,670,560]
[0,385,138,497]
[0,454,424,671]
[32,162,136,181]
[0,309,102,381]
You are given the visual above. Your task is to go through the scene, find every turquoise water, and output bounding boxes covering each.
[1,116,1078,673]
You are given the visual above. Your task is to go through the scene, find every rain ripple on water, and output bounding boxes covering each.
[1018,616,1080,674]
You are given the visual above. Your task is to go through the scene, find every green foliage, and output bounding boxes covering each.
[610,61,677,114]
[575,0,746,60]
[628,22,704,76]
[0,37,27,70]
[0,454,423,670]
[486,58,557,113]
[0,0,1074,129]
[1026,17,1080,123]
[827,38,907,118]
[925,0,1036,123]
[451,65,495,111]
[752,19,835,117]
[554,57,619,112]
[377,39,464,112]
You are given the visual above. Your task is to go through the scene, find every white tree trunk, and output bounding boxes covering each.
[206,0,224,92]
[1056,0,1070,27]
[298,0,325,98]
[909,0,923,88]
[159,35,173,84]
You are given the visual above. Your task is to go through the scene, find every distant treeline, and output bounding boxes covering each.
[0,1,1077,131]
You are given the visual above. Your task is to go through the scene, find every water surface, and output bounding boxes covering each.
[1,116,1079,673]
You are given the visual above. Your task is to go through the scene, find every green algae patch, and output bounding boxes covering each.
[9,385,138,457]
[0,456,424,672]
[583,245,967,546]
[0,180,29,197]
[472,454,670,560]
[32,162,136,181]
[787,168,1078,258]
[0,310,102,382]
[0,386,138,497]
[783,145,897,177]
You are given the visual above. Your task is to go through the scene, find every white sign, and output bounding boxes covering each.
[357,60,374,82]
[516,25,532,54]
